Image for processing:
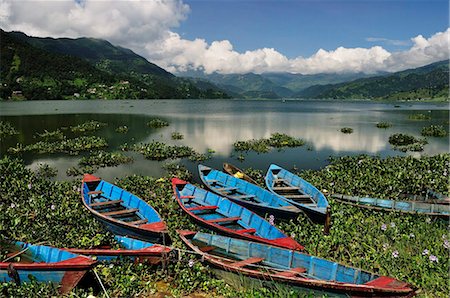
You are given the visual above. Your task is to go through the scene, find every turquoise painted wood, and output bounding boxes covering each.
[82,174,170,244]
[178,231,415,297]
[0,241,95,293]
[265,164,329,223]
[332,194,450,218]
[198,165,301,219]
[172,178,303,250]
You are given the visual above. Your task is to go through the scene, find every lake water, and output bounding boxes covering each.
[0,99,448,182]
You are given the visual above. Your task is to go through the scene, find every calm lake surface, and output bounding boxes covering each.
[1,99,448,182]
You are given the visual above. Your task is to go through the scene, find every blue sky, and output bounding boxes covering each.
[1,0,448,74]
[179,0,449,58]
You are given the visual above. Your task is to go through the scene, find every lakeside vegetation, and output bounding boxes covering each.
[233,133,305,153]
[1,153,448,297]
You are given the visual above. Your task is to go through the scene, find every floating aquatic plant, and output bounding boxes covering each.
[35,129,64,141]
[126,141,195,160]
[376,122,392,129]
[171,132,184,140]
[70,120,107,133]
[0,121,19,139]
[78,151,133,168]
[340,127,353,134]
[147,118,169,128]
[421,125,448,137]
[409,113,431,120]
[233,133,305,153]
[115,125,129,133]
[388,133,428,152]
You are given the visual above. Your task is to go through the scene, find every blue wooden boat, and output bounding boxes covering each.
[81,174,170,244]
[66,235,172,263]
[172,178,304,251]
[332,194,450,218]
[0,241,96,294]
[265,164,330,225]
[198,165,301,219]
[178,230,416,297]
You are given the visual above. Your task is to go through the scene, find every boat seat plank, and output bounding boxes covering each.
[273,186,300,191]
[230,257,264,268]
[284,194,311,199]
[236,228,256,234]
[180,195,195,200]
[187,205,218,212]
[277,267,307,277]
[217,187,237,192]
[274,178,287,183]
[232,194,256,200]
[199,246,216,252]
[102,208,139,217]
[129,219,148,225]
[206,216,241,223]
[88,190,103,195]
[207,179,219,184]
[90,200,123,207]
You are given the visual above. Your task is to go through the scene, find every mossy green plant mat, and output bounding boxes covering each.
[233,133,305,153]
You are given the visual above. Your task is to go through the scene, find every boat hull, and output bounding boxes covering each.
[172,178,303,251]
[81,174,170,244]
[198,165,301,220]
[178,230,416,297]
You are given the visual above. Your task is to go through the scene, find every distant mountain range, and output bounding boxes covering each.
[1,29,447,101]
[180,61,449,100]
[0,30,229,100]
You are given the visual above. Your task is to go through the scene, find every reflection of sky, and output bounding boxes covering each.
[163,112,448,157]
[3,100,448,181]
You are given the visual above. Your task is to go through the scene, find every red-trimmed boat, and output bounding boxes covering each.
[172,178,303,251]
[178,230,417,297]
[0,241,96,294]
[81,174,170,244]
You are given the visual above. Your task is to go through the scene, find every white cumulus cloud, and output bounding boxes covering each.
[0,0,448,74]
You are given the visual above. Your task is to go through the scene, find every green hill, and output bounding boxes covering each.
[9,31,172,78]
[0,30,229,100]
[296,60,449,100]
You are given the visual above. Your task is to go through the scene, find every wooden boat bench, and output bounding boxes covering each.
[232,194,256,200]
[102,208,139,217]
[277,267,307,277]
[273,186,300,191]
[88,190,103,199]
[90,200,123,208]
[206,216,241,223]
[217,187,237,193]
[186,205,218,212]
[230,257,264,268]
[199,246,217,253]
[129,219,148,225]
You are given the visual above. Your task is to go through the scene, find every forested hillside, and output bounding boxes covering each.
[296,60,449,100]
[0,30,229,100]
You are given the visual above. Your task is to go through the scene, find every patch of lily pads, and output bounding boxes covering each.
[233,133,305,153]
[171,132,184,140]
[0,121,19,139]
[124,141,195,161]
[115,125,129,133]
[35,129,65,141]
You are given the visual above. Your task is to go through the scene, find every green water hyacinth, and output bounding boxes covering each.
[115,125,129,133]
[0,121,19,139]
[340,127,353,134]
[171,131,184,140]
[147,118,169,128]
[70,120,107,133]
[421,125,448,137]
[233,133,305,153]
[376,122,392,129]
[408,113,431,120]
[35,129,64,141]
